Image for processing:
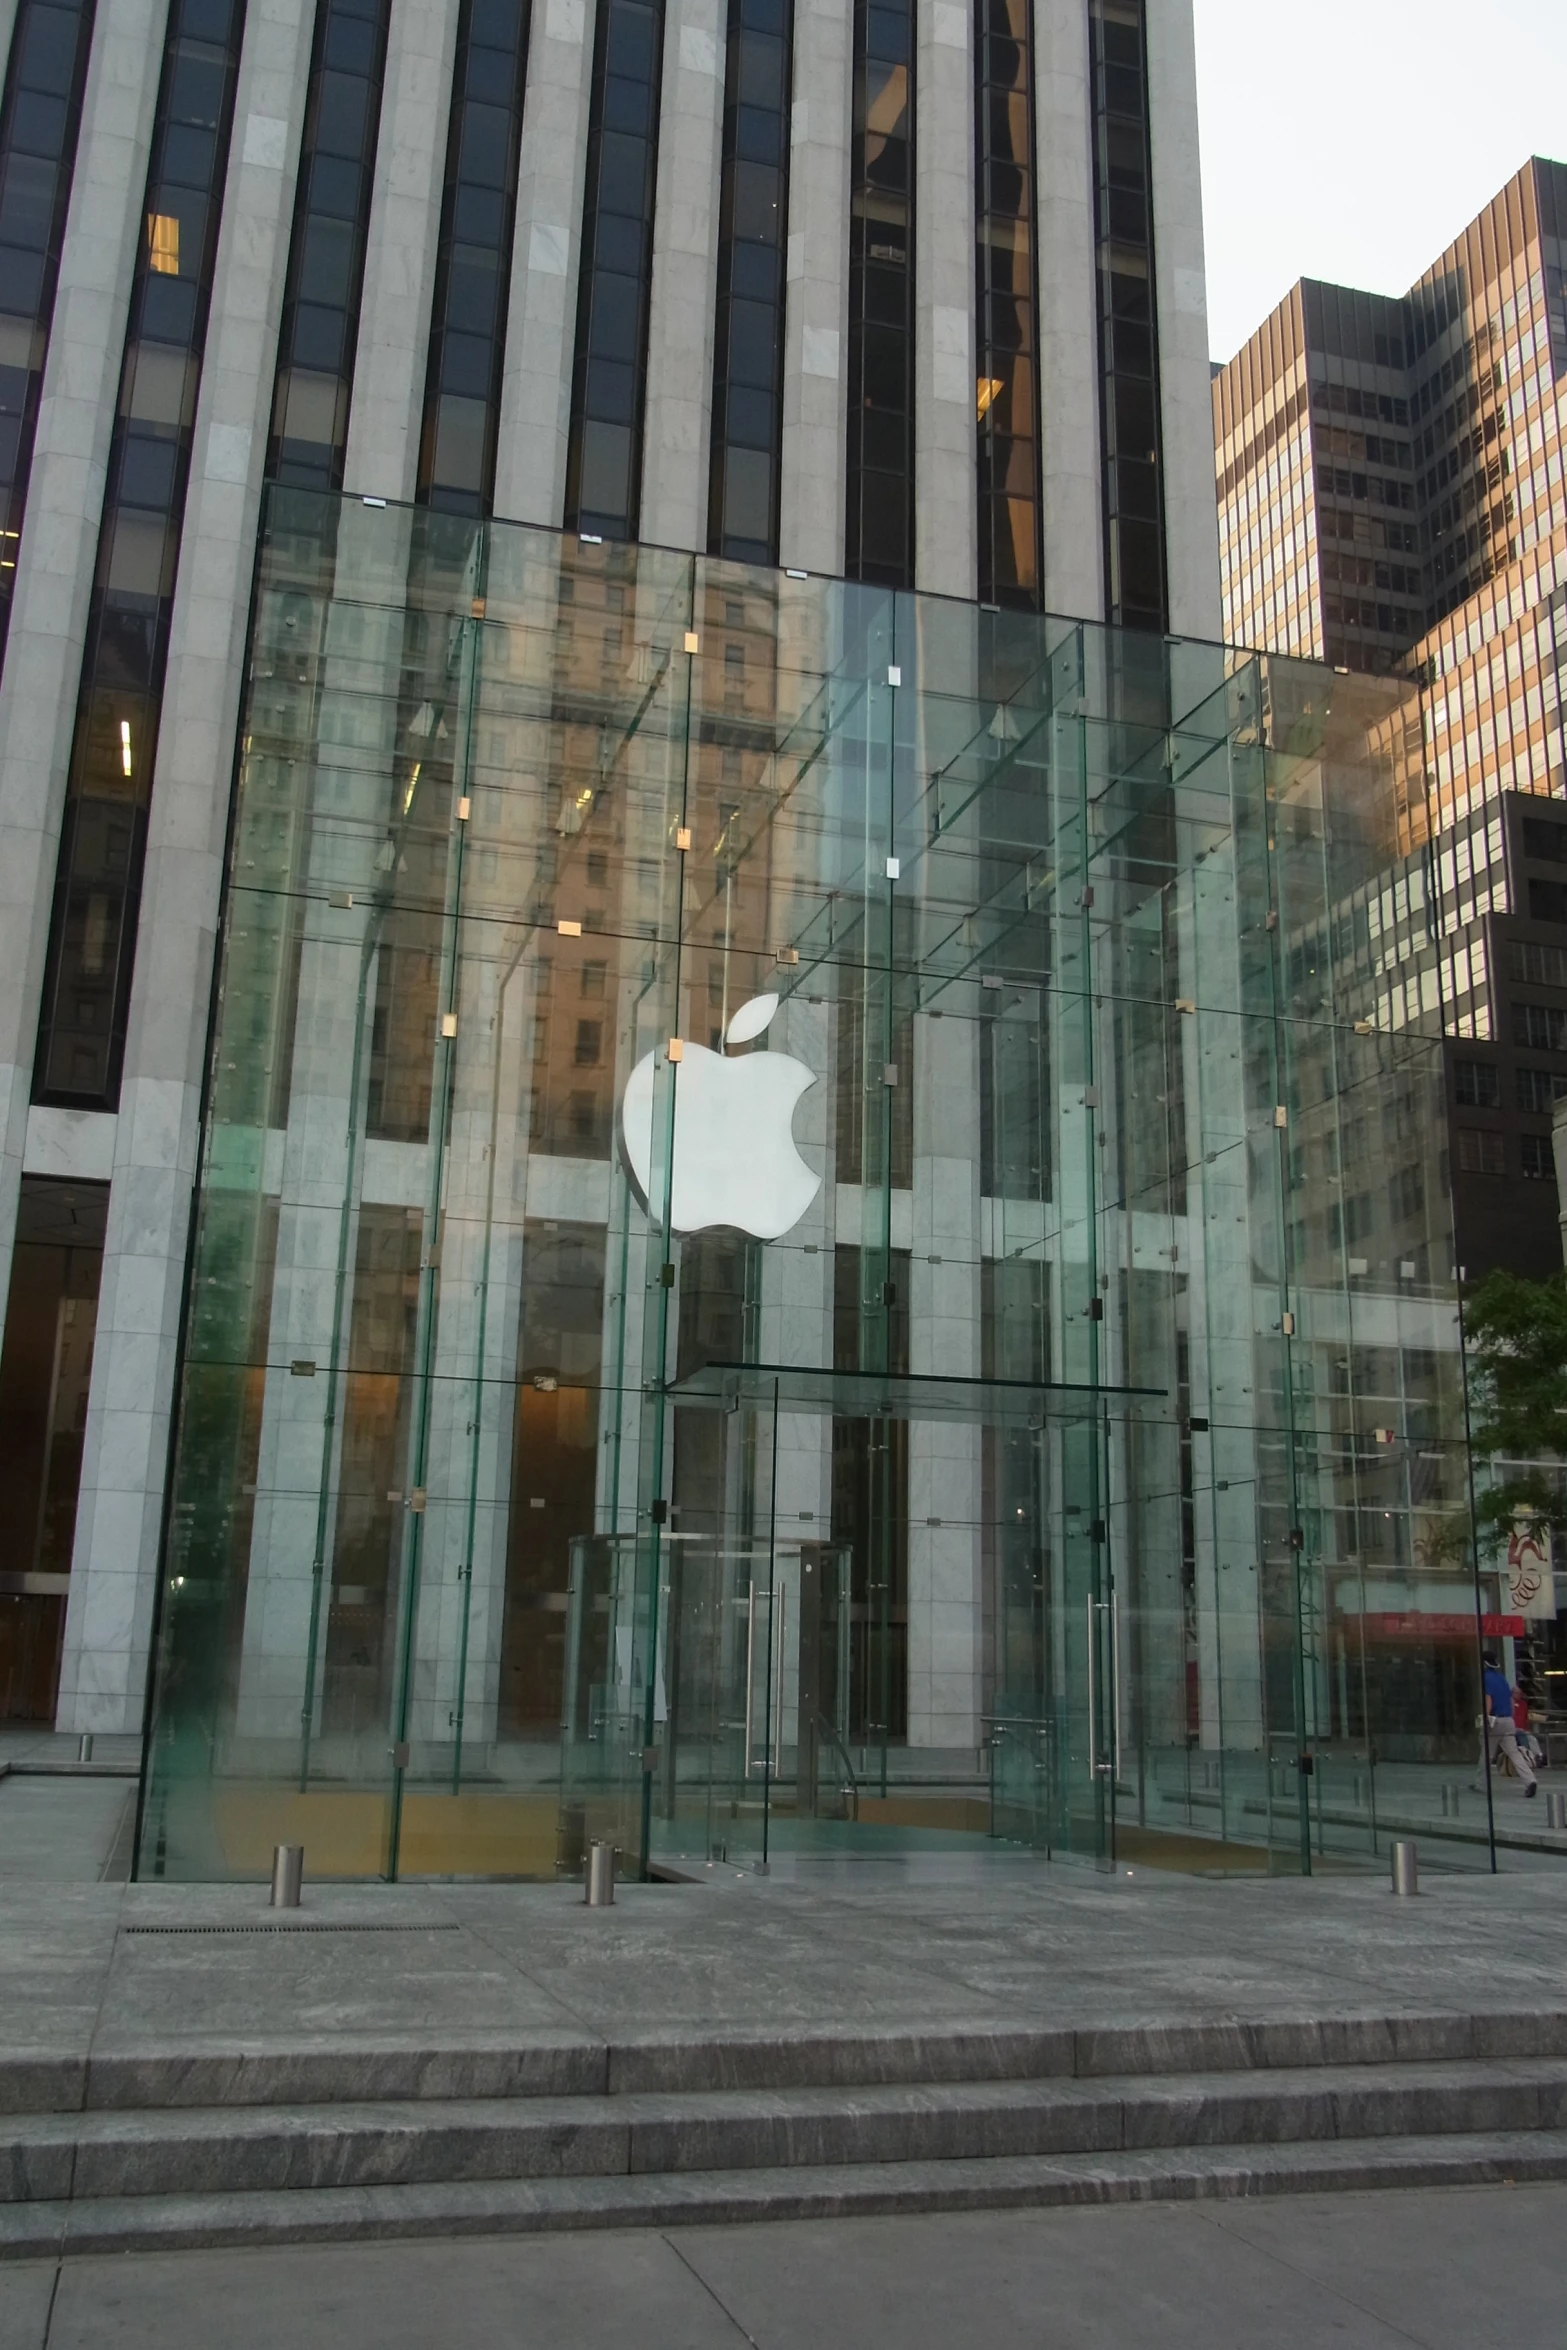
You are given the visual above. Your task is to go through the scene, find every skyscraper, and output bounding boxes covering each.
[1213,158,1567,1280]
[0,0,1221,1738]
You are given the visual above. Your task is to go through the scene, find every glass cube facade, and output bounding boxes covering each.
[137,487,1483,1884]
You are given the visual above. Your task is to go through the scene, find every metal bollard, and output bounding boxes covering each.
[1546,1790,1564,1831]
[76,1732,93,1764]
[585,1841,615,1907]
[270,1845,304,1909]
[1390,1839,1419,1897]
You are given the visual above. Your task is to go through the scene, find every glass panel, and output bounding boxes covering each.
[138,488,1487,1885]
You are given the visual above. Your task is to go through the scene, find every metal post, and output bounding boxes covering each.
[270,1845,304,1908]
[77,1733,93,1763]
[1390,1839,1419,1896]
[586,1841,616,1906]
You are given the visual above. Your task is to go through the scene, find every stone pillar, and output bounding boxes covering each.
[232,503,415,1750]
[1144,0,1221,639]
[777,0,849,576]
[395,536,573,1758]
[340,0,462,501]
[494,0,597,526]
[912,0,974,601]
[401,926,536,1756]
[1033,0,1102,622]
[638,0,723,553]
[0,0,169,1351]
[754,995,834,1749]
[1175,776,1266,1759]
[57,0,317,1734]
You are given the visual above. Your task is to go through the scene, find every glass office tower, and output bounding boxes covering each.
[137,489,1475,1884]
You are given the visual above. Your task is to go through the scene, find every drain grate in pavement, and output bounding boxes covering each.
[121,1922,465,1936]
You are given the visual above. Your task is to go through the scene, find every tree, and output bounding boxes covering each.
[1462,1267,1567,1543]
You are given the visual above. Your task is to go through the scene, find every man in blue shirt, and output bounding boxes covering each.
[1480,1655,1539,1795]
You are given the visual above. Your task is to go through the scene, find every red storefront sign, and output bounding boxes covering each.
[1342,1612,1525,1641]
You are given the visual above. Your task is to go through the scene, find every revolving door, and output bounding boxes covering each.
[559,1360,1149,1877]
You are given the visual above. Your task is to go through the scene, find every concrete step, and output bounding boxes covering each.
[10,2005,1567,2117]
[1,2059,1560,2204]
[3,2128,1566,2257]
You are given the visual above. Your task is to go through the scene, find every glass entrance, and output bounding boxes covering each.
[138,493,1489,1888]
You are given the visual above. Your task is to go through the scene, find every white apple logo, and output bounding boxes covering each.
[620,992,821,1241]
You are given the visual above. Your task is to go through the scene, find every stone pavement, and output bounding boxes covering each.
[3,1848,1567,2101]
[6,1809,1567,2264]
[2,2181,1563,2348]
[0,1781,134,1885]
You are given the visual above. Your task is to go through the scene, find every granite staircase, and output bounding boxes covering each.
[5,2005,1567,2254]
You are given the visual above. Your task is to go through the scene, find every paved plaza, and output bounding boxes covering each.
[0,1761,1566,2113]
[2,1837,1567,2093]
[2,1767,1567,2342]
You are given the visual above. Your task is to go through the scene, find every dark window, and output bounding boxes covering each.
[1454,1057,1499,1107]
[32,0,245,1109]
[1457,1127,1506,1176]
[417,0,533,512]
[845,0,913,587]
[1088,0,1166,630]
[974,0,1040,607]
[1509,937,1567,989]
[1529,876,1567,924]
[564,0,665,539]
[1514,1001,1567,1054]
[267,0,391,490]
[1390,1162,1424,1221]
[0,0,97,674]
[0,1177,106,1721]
[1522,1133,1556,1182]
[1517,1066,1567,1114]
[707,0,793,565]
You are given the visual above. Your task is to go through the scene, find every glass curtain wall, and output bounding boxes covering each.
[416,0,533,511]
[33,0,247,1105]
[707,0,793,564]
[266,0,391,489]
[973,0,1040,608]
[1087,0,1166,632]
[138,488,1485,1885]
[0,0,98,670]
[844,0,913,585]
[564,0,666,539]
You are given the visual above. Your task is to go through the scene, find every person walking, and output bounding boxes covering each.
[1478,1655,1539,1795]
[1513,1682,1546,1771]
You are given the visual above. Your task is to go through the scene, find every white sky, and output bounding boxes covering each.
[1193,0,1567,364]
